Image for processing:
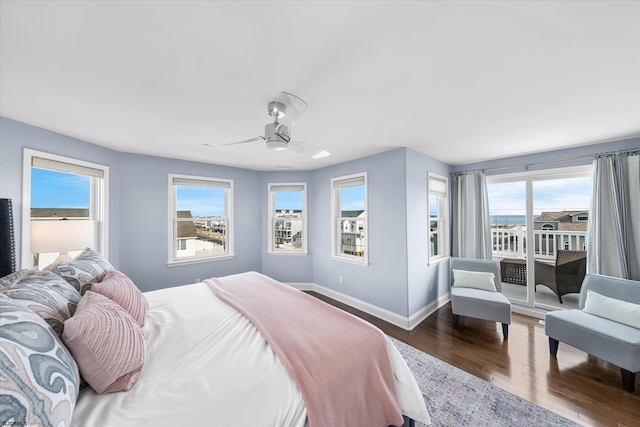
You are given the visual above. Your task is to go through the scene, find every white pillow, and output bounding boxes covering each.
[583,290,640,329]
[452,269,497,292]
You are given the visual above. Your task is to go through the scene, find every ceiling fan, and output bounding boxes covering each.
[205,92,330,159]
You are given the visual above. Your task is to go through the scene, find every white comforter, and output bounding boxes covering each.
[71,282,430,426]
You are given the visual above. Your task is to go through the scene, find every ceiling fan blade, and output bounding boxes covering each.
[287,140,331,159]
[272,92,308,129]
[203,136,264,148]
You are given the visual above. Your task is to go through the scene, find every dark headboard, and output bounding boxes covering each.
[0,198,17,277]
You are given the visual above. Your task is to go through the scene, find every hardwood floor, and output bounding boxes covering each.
[307,292,640,427]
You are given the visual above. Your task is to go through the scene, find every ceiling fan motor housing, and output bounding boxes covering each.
[264,123,289,150]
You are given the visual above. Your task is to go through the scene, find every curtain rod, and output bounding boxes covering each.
[452,147,639,175]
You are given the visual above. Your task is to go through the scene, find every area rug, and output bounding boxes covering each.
[391,338,583,427]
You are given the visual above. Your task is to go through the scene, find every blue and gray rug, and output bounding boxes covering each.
[391,338,583,427]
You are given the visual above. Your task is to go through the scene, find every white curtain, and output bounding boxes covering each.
[587,151,640,280]
[452,171,492,259]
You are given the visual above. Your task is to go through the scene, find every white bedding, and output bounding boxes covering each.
[71,282,430,426]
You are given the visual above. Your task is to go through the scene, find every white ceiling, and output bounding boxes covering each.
[1,1,639,171]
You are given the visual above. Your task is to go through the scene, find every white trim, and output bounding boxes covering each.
[22,149,109,268]
[428,171,449,264]
[267,251,308,256]
[330,255,369,266]
[511,304,546,320]
[486,164,592,183]
[285,282,450,331]
[167,254,235,267]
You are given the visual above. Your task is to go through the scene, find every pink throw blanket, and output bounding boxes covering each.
[205,272,404,427]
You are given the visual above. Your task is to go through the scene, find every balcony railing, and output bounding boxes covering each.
[491,228,587,260]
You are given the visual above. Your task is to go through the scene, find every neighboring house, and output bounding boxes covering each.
[176,210,198,256]
[341,210,365,256]
[533,211,588,253]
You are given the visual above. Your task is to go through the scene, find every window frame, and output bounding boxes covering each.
[428,172,449,265]
[331,172,368,266]
[167,173,234,266]
[21,148,109,268]
[267,182,308,255]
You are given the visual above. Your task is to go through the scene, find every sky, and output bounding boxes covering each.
[31,169,89,208]
[487,177,592,216]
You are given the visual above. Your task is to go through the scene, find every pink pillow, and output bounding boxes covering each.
[92,270,148,327]
[63,291,146,394]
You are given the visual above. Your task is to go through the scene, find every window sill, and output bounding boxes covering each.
[167,254,235,267]
[428,255,450,267]
[331,255,369,267]
[267,251,308,256]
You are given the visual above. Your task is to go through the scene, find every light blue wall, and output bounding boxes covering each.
[116,153,263,292]
[309,148,411,316]
[451,138,640,174]
[0,117,121,268]
[260,171,313,283]
[404,149,452,316]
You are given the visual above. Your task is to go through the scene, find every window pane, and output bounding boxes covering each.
[274,219,303,250]
[175,185,227,259]
[340,184,365,217]
[275,190,302,217]
[429,194,439,218]
[176,219,226,259]
[340,219,365,256]
[31,167,91,268]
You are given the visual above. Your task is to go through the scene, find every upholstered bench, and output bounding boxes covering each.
[545,273,640,393]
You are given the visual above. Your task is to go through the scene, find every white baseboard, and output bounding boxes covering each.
[287,282,450,331]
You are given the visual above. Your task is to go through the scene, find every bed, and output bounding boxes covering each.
[1,245,431,427]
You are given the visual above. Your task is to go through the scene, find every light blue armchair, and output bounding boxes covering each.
[545,273,640,393]
[450,258,512,339]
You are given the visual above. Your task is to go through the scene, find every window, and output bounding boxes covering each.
[268,183,307,254]
[487,165,591,309]
[168,174,233,265]
[428,173,449,263]
[22,149,109,269]
[541,223,554,239]
[331,173,367,264]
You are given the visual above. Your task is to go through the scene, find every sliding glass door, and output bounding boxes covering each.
[487,166,591,310]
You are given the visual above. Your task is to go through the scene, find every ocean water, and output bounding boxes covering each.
[490,215,526,226]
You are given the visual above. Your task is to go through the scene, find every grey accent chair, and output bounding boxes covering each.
[545,274,640,393]
[450,258,512,339]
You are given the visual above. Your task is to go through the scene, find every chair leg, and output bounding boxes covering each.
[501,323,509,340]
[621,369,635,393]
[454,314,460,331]
[549,337,559,355]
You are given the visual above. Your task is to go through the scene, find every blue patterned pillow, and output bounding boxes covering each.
[0,268,39,290]
[2,271,81,338]
[51,248,113,295]
[0,294,80,427]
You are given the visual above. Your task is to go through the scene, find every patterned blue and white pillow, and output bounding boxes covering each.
[0,268,39,290]
[0,294,80,427]
[51,248,113,295]
[2,271,81,338]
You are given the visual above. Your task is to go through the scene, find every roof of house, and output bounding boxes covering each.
[177,211,198,238]
[341,210,365,218]
[534,211,588,231]
[31,208,89,218]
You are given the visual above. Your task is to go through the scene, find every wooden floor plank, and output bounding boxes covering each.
[308,292,640,427]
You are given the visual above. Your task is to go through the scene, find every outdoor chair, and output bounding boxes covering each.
[535,250,587,303]
[450,258,512,339]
